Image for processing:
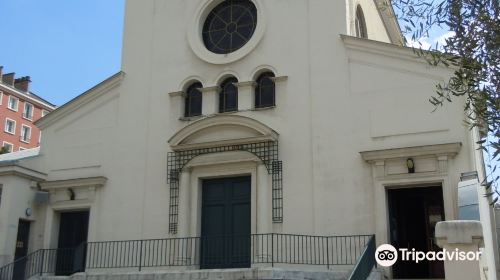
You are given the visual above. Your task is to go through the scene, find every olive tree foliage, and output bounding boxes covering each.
[391,0,500,202]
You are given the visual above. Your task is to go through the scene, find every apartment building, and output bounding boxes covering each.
[0,67,56,152]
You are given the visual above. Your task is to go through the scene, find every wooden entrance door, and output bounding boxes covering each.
[388,186,445,279]
[200,176,251,269]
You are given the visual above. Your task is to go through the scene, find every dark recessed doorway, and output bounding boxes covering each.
[56,211,89,275]
[13,220,31,280]
[388,186,445,279]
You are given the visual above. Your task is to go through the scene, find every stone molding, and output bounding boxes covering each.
[40,176,106,204]
[0,164,47,181]
[168,115,279,150]
[36,72,124,129]
[360,142,462,162]
[40,176,107,190]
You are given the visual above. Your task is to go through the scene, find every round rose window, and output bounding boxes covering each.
[202,0,257,54]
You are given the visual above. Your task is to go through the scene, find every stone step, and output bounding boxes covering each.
[34,267,353,280]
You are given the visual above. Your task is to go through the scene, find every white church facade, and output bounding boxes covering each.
[0,1,498,279]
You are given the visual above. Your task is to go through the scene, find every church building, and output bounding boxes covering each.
[0,1,497,279]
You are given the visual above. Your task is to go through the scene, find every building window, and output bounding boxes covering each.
[255,72,275,108]
[184,82,203,118]
[219,77,239,113]
[7,96,18,111]
[20,125,31,143]
[4,119,15,134]
[202,0,257,54]
[0,91,3,105]
[42,110,49,117]
[23,102,34,120]
[355,5,368,39]
[2,142,13,153]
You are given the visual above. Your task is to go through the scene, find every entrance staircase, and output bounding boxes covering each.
[0,234,376,280]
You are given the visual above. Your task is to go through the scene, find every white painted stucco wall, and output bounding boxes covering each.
[0,175,41,266]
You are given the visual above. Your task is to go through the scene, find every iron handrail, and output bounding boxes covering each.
[0,233,375,280]
[347,235,376,280]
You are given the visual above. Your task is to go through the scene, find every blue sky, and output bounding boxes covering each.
[0,0,125,106]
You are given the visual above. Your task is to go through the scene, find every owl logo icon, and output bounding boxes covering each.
[375,244,398,267]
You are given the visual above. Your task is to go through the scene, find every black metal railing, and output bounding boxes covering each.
[347,235,376,280]
[86,234,372,270]
[0,234,374,280]
[0,248,78,280]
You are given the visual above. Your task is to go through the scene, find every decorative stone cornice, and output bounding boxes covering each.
[341,35,458,71]
[40,176,107,190]
[172,136,277,152]
[169,115,279,150]
[360,143,462,163]
[0,164,47,181]
[36,72,125,129]
[372,0,404,45]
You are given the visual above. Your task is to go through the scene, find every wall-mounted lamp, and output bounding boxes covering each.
[406,158,415,173]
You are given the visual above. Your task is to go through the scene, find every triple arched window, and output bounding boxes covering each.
[183,71,277,118]
[355,5,368,39]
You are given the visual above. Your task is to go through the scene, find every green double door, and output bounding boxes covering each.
[200,176,251,269]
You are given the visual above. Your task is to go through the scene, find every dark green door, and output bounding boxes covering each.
[201,176,251,269]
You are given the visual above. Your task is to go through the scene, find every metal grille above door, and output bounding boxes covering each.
[167,140,283,234]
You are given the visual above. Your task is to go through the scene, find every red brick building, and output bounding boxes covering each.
[0,66,56,152]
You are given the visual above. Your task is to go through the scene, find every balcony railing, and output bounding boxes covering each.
[0,234,375,280]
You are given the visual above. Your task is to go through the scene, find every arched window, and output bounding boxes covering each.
[219,77,238,113]
[355,5,368,39]
[255,72,275,108]
[184,82,203,117]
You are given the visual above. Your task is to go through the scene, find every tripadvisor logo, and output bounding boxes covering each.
[375,244,481,267]
[375,244,398,267]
